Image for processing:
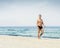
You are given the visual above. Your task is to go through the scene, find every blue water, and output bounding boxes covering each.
[0,26,60,39]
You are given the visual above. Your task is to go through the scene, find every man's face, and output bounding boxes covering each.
[39,15,41,19]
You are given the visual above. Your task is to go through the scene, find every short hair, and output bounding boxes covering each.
[39,14,42,17]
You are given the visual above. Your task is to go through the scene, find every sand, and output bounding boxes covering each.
[0,35,60,48]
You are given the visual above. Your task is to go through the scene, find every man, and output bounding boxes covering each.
[37,14,44,39]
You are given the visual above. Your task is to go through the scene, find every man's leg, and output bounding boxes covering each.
[40,29,44,36]
[38,29,40,39]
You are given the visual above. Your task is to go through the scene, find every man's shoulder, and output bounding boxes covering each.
[41,18,43,20]
[37,19,39,20]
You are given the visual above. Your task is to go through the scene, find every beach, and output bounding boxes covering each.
[0,35,60,48]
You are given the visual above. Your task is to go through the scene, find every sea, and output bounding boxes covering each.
[0,26,60,39]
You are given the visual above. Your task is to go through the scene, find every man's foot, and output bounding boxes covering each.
[38,37,40,39]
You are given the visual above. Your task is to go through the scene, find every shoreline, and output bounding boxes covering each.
[0,35,60,48]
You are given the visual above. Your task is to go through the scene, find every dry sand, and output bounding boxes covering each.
[0,35,60,48]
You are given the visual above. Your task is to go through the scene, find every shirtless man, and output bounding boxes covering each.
[37,14,44,39]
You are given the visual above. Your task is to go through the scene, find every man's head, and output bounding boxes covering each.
[39,14,42,19]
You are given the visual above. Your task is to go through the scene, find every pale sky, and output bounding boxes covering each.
[0,0,60,26]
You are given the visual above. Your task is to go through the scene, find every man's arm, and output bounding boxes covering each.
[36,20,39,26]
[42,20,45,28]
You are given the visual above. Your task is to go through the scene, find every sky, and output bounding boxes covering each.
[0,0,60,26]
